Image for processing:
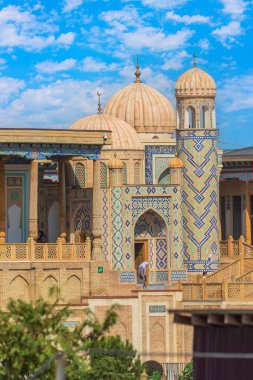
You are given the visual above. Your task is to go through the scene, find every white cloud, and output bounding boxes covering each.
[80,57,118,72]
[0,5,75,51]
[161,50,190,70]
[141,0,189,9]
[35,59,76,73]
[212,21,242,47]
[0,79,125,129]
[121,27,193,51]
[97,7,193,55]
[0,76,25,104]
[198,38,211,51]
[166,11,212,25]
[219,0,249,19]
[63,0,84,13]
[218,73,253,112]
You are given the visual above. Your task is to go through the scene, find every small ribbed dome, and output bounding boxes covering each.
[169,157,184,168]
[103,82,176,133]
[175,67,216,97]
[69,114,144,151]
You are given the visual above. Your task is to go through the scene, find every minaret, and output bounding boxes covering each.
[175,56,219,273]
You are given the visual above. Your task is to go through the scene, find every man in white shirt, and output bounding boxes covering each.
[138,261,149,288]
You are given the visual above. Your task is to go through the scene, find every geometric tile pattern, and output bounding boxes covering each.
[177,129,220,272]
[145,145,176,184]
[110,185,184,272]
[134,210,167,270]
[156,239,167,269]
[120,271,136,283]
[102,189,109,260]
[134,210,166,238]
[171,270,187,281]
[149,305,166,313]
[111,187,124,270]
[155,156,172,183]
[156,270,169,282]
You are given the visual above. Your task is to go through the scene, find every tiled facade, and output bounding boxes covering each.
[177,130,219,272]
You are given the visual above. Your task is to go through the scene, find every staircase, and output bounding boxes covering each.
[182,237,253,302]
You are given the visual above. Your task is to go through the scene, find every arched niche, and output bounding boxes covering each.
[150,322,165,362]
[200,105,209,129]
[185,106,196,129]
[9,275,29,302]
[110,321,128,341]
[65,275,81,303]
[158,168,170,184]
[43,275,58,303]
[134,209,168,284]
[48,201,59,243]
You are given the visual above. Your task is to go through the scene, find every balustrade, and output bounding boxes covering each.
[0,241,90,261]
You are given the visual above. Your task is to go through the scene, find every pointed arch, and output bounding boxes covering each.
[185,106,196,128]
[158,168,170,184]
[9,275,29,302]
[43,275,58,302]
[65,275,81,303]
[150,322,165,361]
[110,321,128,341]
[134,162,140,184]
[74,162,86,188]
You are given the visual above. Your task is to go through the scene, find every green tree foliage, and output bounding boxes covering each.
[86,335,143,380]
[0,296,143,380]
[179,360,193,380]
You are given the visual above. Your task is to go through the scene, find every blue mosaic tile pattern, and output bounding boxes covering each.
[156,239,167,269]
[111,187,124,270]
[149,239,154,268]
[171,270,187,282]
[102,189,109,260]
[120,271,136,283]
[145,145,176,184]
[124,186,184,270]
[177,130,219,272]
[0,143,100,160]
[62,321,79,329]
[156,270,169,283]
[149,305,166,313]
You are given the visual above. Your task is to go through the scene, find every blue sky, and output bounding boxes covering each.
[0,0,252,149]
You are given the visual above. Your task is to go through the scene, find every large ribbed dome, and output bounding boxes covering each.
[69,114,144,151]
[103,82,176,133]
[175,66,216,97]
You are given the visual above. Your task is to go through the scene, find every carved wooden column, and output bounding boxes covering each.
[92,159,103,261]
[28,160,38,240]
[58,160,66,243]
[0,159,6,243]
[245,181,251,244]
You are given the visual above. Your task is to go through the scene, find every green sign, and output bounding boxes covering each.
[98,266,104,274]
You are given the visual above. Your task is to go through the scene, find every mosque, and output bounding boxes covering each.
[0,58,253,369]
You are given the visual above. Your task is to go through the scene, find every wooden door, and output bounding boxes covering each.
[135,240,149,284]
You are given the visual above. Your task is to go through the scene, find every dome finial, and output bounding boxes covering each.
[193,53,197,67]
[97,91,102,114]
[134,54,142,83]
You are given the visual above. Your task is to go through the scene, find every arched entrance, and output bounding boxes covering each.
[134,209,167,284]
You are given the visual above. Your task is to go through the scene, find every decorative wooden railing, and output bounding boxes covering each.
[182,281,253,301]
[0,239,91,261]
[220,236,253,258]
